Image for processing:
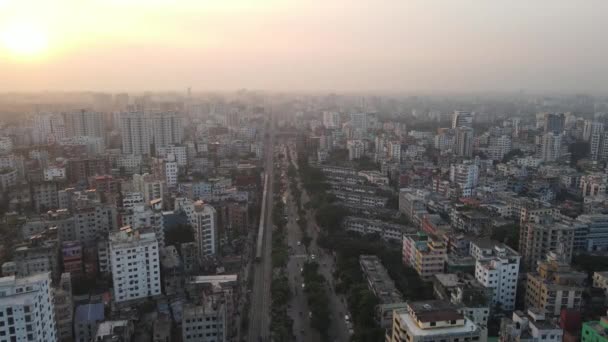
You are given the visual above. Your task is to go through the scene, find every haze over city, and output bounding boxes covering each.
[1,0,608,93]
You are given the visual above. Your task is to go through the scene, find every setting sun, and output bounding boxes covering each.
[1,22,48,58]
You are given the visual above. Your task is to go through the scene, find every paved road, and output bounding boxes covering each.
[247,121,275,342]
[286,144,351,342]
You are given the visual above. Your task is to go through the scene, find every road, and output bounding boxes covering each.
[285,144,351,342]
[247,120,275,342]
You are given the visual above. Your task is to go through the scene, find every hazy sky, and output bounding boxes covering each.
[1,0,607,93]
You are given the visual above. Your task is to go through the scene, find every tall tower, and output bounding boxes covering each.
[120,112,151,155]
[455,127,474,157]
[63,110,105,141]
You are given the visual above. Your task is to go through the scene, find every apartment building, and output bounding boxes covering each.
[0,272,57,342]
[359,255,406,328]
[182,302,226,342]
[525,252,585,316]
[389,300,481,342]
[343,216,415,242]
[519,215,576,270]
[499,309,562,342]
[109,227,161,303]
[402,232,447,280]
[471,240,520,311]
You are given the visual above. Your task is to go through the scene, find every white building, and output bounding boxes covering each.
[450,161,479,197]
[389,141,402,162]
[499,309,562,342]
[0,168,18,191]
[540,132,562,162]
[471,240,520,311]
[389,300,481,342]
[43,166,66,181]
[322,111,341,129]
[109,227,161,303]
[122,192,144,209]
[120,112,151,155]
[176,199,218,259]
[33,113,65,144]
[62,111,105,142]
[452,111,473,129]
[488,135,512,161]
[150,113,183,148]
[157,145,187,166]
[0,272,57,342]
[133,173,166,203]
[347,140,365,160]
[0,137,13,153]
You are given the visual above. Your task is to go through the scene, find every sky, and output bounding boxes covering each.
[0,0,607,93]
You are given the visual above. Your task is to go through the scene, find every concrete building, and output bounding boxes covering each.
[151,113,183,148]
[343,216,415,242]
[54,273,73,342]
[576,214,608,252]
[499,309,562,342]
[176,199,218,260]
[519,215,576,270]
[13,239,59,279]
[33,113,65,144]
[450,161,479,197]
[63,110,105,141]
[525,252,585,316]
[157,144,187,166]
[489,135,512,161]
[74,303,104,342]
[452,111,473,129]
[543,113,565,133]
[120,112,151,155]
[592,271,608,296]
[540,132,562,162]
[471,240,520,311]
[182,302,226,342]
[109,227,161,303]
[322,111,341,129]
[74,204,118,244]
[0,272,57,342]
[94,320,133,341]
[402,232,447,280]
[455,127,474,157]
[347,139,365,160]
[133,173,166,203]
[582,317,608,342]
[359,255,406,328]
[389,300,481,342]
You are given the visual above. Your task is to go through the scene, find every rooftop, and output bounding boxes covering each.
[75,303,105,323]
[408,300,463,323]
[359,255,403,304]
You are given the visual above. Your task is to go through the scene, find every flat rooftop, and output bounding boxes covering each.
[409,300,463,323]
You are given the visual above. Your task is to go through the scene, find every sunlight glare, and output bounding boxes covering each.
[1,22,48,58]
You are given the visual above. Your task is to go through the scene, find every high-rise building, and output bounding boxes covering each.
[175,199,218,259]
[519,215,576,270]
[322,111,341,129]
[540,132,562,162]
[543,113,565,133]
[120,112,151,155]
[525,252,585,316]
[133,173,166,203]
[388,141,402,162]
[452,111,473,129]
[347,139,365,160]
[471,240,520,311]
[450,161,479,197]
[584,121,604,160]
[0,272,57,342]
[33,113,65,144]
[388,300,481,342]
[488,135,512,161]
[109,227,161,303]
[455,127,474,157]
[402,232,447,280]
[150,113,183,148]
[350,113,368,131]
[62,110,105,141]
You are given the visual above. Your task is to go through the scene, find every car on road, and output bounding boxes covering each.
[308,311,312,318]
[301,283,305,288]
[300,267,303,273]
[297,241,301,246]
[311,254,316,260]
